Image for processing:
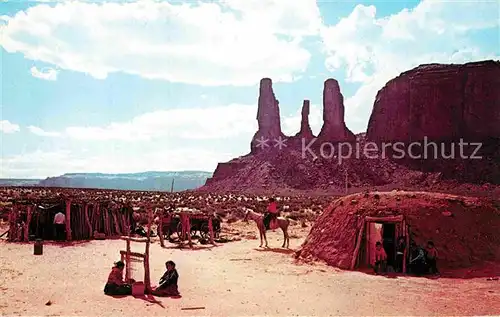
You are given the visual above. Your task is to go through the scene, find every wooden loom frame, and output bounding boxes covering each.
[350,215,409,274]
[119,208,153,293]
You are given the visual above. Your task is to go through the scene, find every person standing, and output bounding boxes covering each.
[426,241,439,275]
[395,236,406,273]
[53,211,66,241]
[374,241,387,274]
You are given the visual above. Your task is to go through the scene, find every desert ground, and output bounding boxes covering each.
[1,221,499,316]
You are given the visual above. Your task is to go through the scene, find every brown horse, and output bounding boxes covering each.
[243,209,290,248]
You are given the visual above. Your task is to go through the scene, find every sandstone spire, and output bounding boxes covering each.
[295,99,314,139]
[251,78,285,152]
[317,78,356,142]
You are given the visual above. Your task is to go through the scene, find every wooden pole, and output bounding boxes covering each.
[112,210,121,236]
[170,178,175,193]
[24,205,33,242]
[208,217,215,245]
[350,218,365,270]
[84,204,92,238]
[158,214,165,248]
[103,210,110,236]
[8,204,17,242]
[144,208,152,293]
[186,216,192,248]
[65,200,72,241]
[125,238,131,281]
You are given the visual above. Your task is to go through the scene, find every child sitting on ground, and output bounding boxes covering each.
[374,241,387,274]
[152,260,180,297]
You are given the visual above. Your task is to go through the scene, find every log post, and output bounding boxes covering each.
[84,204,92,238]
[350,218,365,270]
[24,205,33,242]
[8,204,17,242]
[65,200,72,241]
[125,238,131,281]
[144,208,152,293]
[112,210,121,236]
[95,204,101,233]
[158,214,165,248]
[208,216,215,245]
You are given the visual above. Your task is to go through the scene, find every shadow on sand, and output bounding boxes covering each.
[162,242,218,251]
[108,293,179,308]
[253,247,295,255]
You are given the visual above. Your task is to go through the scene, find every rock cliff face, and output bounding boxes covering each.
[202,60,500,192]
[250,78,286,152]
[366,60,500,184]
[317,79,356,143]
[367,60,500,142]
[294,100,314,140]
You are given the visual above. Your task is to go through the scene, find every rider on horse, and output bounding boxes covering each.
[263,197,279,230]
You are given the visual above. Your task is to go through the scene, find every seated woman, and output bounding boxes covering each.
[152,260,180,297]
[104,261,132,296]
[409,242,427,276]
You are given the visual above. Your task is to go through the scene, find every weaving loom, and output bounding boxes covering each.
[120,249,145,282]
[119,209,153,294]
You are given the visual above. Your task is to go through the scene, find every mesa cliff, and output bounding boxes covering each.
[200,60,500,193]
[367,60,500,142]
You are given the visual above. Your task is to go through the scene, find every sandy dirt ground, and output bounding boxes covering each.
[1,222,499,316]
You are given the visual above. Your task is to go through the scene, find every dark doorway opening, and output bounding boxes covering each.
[382,223,396,268]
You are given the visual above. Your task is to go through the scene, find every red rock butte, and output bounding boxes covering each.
[250,77,355,153]
[202,60,500,192]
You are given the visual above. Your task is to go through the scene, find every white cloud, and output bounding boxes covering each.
[30,66,58,81]
[0,0,321,86]
[28,125,61,137]
[63,104,257,141]
[2,101,316,177]
[321,0,500,132]
[0,148,230,179]
[0,120,20,133]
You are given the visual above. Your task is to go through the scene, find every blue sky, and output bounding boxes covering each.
[1,0,499,178]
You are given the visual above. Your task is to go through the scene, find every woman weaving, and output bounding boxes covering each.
[104,261,133,296]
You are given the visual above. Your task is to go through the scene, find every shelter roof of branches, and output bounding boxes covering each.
[6,193,156,242]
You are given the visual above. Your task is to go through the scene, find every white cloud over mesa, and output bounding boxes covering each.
[1,0,498,178]
[1,0,497,123]
[0,0,321,86]
[327,1,500,126]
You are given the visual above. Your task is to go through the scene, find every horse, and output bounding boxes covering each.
[243,209,290,248]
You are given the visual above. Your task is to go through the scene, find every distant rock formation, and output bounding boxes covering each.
[367,60,500,142]
[250,78,286,152]
[38,171,211,191]
[317,79,356,143]
[202,61,500,192]
[294,100,314,140]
